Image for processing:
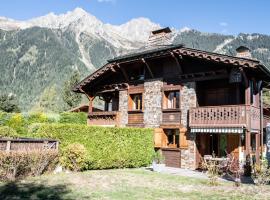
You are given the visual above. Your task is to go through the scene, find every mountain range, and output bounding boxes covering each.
[1,8,270,111]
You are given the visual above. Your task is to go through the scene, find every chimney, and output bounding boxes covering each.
[236,46,252,59]
[147,27,172,48]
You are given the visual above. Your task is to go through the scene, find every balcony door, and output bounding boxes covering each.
[205,88,230,106]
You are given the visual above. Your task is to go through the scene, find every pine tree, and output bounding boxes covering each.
[62,70,82,109]
[0,93,20,113]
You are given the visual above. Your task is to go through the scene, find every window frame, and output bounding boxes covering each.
[163,90,180,110]
[129,93,143,112]
[165,129,180,148]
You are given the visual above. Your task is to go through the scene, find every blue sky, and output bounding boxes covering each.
[0,0,269,35]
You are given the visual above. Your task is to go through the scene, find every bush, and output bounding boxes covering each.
[27,123,44,135]
[153,150,165,164]
[252,158,270,186]
[0,112,60,137]
[0,150,58,181]
[59,112,87,124]
[202,159,220,186]
[61,143,88,171]
[5,113,27,134]
[0,126,18,138]
[36,123,154,169]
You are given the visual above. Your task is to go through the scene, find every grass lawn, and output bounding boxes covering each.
[0,168,269,200]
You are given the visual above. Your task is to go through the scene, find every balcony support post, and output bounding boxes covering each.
[245,131,251,156]
[88,96,94,113]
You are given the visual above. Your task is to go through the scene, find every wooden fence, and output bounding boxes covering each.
[0,138,59,152]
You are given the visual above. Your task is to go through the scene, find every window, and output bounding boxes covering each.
[130,94,143,111]
[164,91,180,109]
[165,129,180,148]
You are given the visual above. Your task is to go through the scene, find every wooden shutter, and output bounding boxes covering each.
[154,128,166,148]
[179,128,188,148]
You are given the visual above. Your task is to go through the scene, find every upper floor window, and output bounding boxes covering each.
[130,93,143,111]
[164,91,180,109]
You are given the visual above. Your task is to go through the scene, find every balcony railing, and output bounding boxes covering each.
[189,105,260,131]
[88,111,120,127]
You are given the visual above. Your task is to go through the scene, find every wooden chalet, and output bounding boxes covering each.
[73,27,270,169]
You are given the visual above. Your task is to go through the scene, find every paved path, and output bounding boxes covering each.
[159,167,208,179]
[147,166,253,184]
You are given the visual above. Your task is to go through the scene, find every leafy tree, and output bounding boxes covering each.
[0,94,20,113]
[62,70,82,109]
[263,89,270,106]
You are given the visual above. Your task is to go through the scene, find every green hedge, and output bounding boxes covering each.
[59,112,87,124]
[35,124,154,169]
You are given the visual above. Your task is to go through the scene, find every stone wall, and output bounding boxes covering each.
[143,79,163,128]
[118,90,128,127]
[180,82,197,169]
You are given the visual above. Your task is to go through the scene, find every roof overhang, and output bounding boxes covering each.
[73,45,270,93]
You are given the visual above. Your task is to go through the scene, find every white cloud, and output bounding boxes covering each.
[97,0,116,3]
[219,22,228,27]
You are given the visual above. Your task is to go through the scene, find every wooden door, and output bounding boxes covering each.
[227,134,240,159]
[195,134,211,168]
[205,88,230,106]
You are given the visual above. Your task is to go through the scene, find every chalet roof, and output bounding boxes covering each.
[151,27,172,34]
[73,44,270,93]
[236,46,250,53]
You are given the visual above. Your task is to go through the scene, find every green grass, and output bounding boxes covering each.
[0,169,268,200]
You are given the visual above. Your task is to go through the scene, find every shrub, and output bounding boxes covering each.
[36,123,154,169]
[61,143,88,171]
[0,126,18,138]
[27,123,44,135]
[202,159,220,186]
[59,112,87,124]
[26,112,50,124]
[0,150,58,181]
[252,158,270,186]
[153,150,165,164]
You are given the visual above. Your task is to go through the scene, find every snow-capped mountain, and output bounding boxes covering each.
[0,8,270,111]
[0,8,160,48]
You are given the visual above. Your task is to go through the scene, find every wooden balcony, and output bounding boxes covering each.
[189,105,260,131]
[161,109,181,127]
[88,111,120,127]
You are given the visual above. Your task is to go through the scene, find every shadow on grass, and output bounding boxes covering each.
[0,181,71,200]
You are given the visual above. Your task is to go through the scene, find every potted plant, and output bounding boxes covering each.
[152,150,165,172]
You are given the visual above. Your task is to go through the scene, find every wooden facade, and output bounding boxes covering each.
[74,28,270,169]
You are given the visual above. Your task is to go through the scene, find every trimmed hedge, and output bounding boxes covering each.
[59,112,87,124]
[35,124,154,169]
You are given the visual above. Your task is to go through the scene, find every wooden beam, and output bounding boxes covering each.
[117,63,129,82]
[88,96,94,113]
[170,52,183,74]
[240,67,249,88]
[142,58,154,78]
